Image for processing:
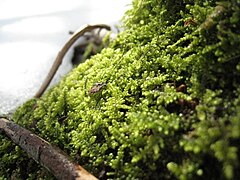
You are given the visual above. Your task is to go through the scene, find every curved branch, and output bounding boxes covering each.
[34,24,111,98]
[0,117,98,180]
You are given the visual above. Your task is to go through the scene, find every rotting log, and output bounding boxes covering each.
[0,117,98,180]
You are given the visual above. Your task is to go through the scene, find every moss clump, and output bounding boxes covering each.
[1,0,240,179]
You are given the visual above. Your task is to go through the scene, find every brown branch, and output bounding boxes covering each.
[0,117,98,180]
[34,24,111,98]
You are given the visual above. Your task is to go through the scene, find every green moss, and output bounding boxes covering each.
[1,0,240,179]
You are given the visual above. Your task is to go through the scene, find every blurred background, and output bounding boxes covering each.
[0,0,131,115]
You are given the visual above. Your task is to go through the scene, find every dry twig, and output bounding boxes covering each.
[0,117,98,180]
[34,24,111,98]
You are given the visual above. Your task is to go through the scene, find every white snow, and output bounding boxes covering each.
[0,0,131,115]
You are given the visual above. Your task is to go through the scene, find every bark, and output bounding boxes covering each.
[0,117,98,180]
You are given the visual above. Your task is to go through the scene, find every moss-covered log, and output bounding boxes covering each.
[1,0,240,179]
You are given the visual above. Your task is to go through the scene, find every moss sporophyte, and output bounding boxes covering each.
[1,0,240,179]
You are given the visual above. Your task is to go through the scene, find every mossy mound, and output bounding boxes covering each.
[1,0,240,179]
